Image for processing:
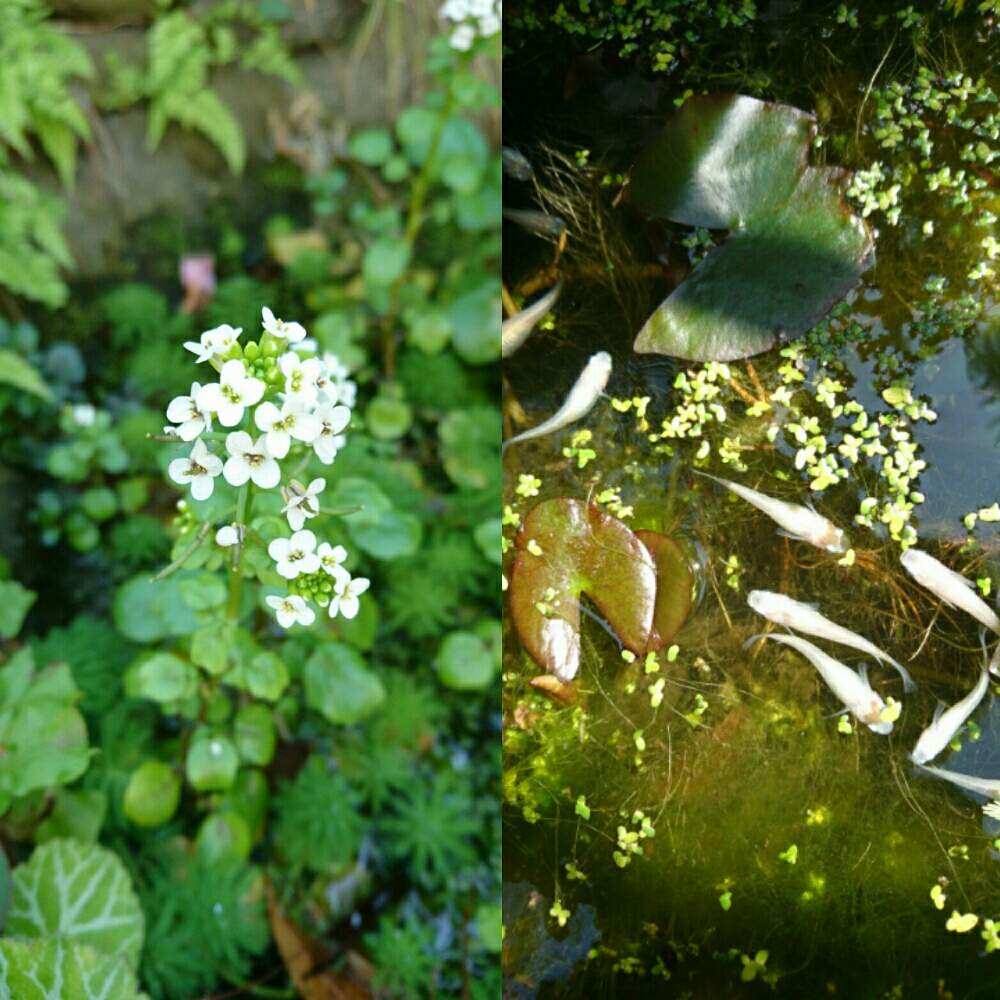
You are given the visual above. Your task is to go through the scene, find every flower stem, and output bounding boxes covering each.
[227,483,254,620]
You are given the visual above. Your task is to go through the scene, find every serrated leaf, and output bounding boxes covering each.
[0,939,141,1000]
[7,840,144,969]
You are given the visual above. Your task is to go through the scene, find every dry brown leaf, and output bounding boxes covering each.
[266,883,373,1000]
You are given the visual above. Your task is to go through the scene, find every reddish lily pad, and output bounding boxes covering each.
[629,94,872,362]
[635,530,693,652]
[509,499,656,682]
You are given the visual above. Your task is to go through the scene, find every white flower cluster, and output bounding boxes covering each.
[167,307,368,628]
[440,0,499,50]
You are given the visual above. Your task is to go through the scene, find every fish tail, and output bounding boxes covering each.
[885,655,917,693]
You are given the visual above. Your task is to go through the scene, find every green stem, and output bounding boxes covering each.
[381,92,454,378]
[226,484,253,620]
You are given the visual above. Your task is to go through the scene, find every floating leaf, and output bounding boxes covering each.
[635,531,693,652]
[631,95,871,361]
[508,499,657,682]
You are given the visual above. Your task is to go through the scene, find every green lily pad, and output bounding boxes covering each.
[635,530,693,652]
[630,94,872,361]
[508,499,657,682]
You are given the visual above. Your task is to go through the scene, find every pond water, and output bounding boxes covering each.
[503,6,1000,997]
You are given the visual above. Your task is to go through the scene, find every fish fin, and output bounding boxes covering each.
[775,528,807,543]
[886,657,917,693]
[931,701,946,725]
[858,662,871,686]
[824,707,851,719]
[742,633,768,652]
[805,499,819,514]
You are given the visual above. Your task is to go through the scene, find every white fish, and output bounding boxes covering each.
[915,762,1000,800]
[748,590,916,692]
[694,472,847,553]
[752,632,895,734]
[502,351,612,452]
[900,547,1000,635]
[501,281,562,359]
[910,667,990,765]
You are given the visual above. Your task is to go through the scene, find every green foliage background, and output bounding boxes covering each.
[0,4,500,998]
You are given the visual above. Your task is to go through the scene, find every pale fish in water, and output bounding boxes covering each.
[501,281,563,359]
[752,632,896,734]
[748,590,916,692]
[910,667,990,765]
[900,547,1000,635]
[915,762,1000,800]
[502,351,612,452]
[694,471,847,553]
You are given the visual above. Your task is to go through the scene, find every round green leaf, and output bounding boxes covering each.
[436,631,495,691]
[362,237,411,286]
[304,642,384,724]
[366,394,413,440]
[124,652,198,703]
[186,732,239,792]
[195,812,252,864]
[123,762,180,828]
[349,128,394,165]
[233,704,276,766]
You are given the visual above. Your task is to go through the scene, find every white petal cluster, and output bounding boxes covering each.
[165,307,367,630]
[440,0,499,49]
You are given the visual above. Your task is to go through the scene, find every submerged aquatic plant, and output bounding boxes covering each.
[630,95,872,362]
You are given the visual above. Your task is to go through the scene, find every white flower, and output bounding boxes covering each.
[254,400,320,459]
[450,23,476,49]
[223,431,281,489]
[328,571,370,620]
[216,523,242,547]
[279,352,322,406]
[313,401,351,463]
[72,404,96,427]
[166,381,212,441]
[262,306,307,344]
[184,324,242,363]
[168,438,223,501]
[268,529,320,580]
[317,541,347,576]
[266,594,315,628]
[281,478,325,531]
[319,353,357,408]
[197,360,265,427]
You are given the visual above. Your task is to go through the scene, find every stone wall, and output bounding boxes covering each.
[32,1,440,276]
